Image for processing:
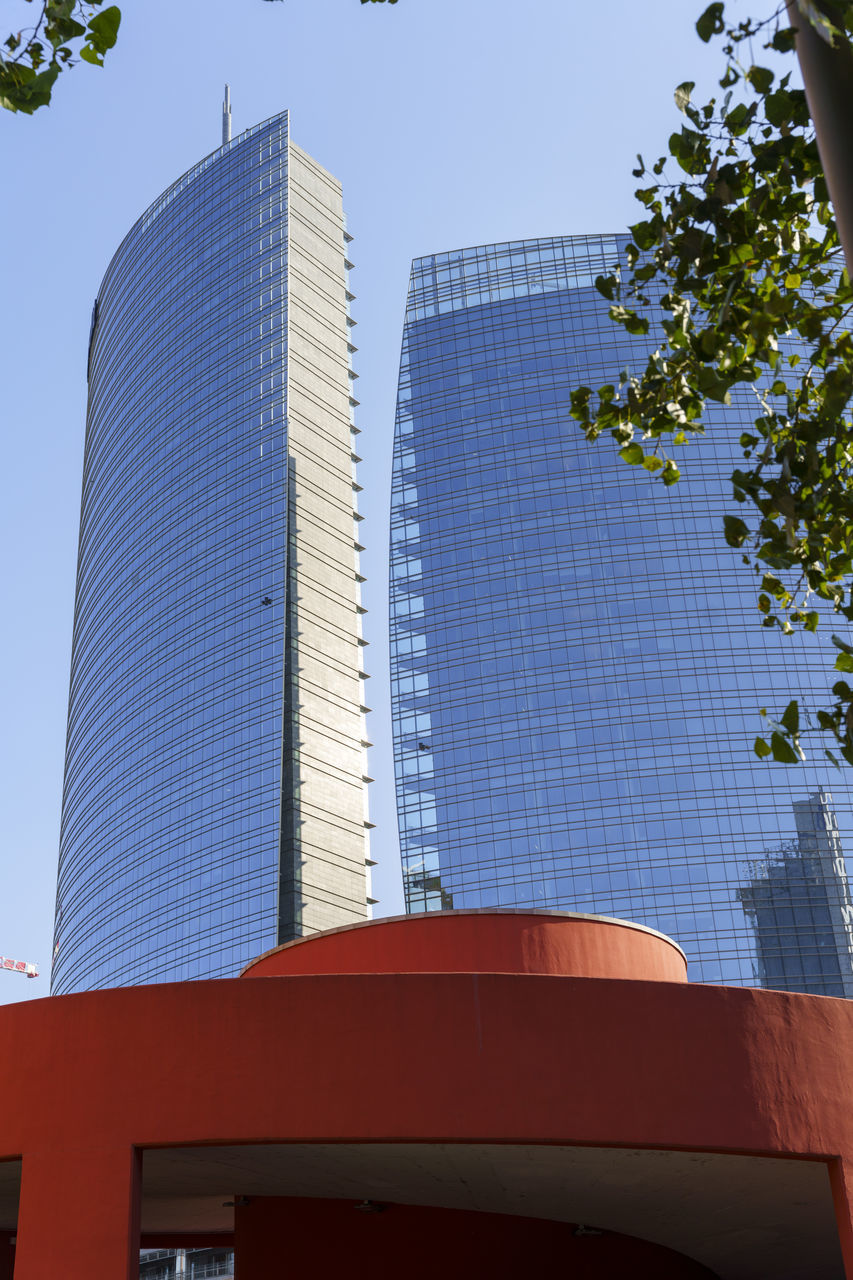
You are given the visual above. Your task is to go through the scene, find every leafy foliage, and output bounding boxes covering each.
[1,0,121,113]
[0,0,291,114]
[569,2,853,766]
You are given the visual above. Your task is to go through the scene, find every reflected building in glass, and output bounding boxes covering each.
[737,791,853,997]
[389,233,853,995]
[52,111,370,994]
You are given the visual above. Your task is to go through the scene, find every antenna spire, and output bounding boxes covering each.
[222,84,232,146]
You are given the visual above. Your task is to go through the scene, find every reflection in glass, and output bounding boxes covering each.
[390,235,853,995]
[738,792,853,996]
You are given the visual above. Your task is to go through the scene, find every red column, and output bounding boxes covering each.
[830,1157,853,1280]
[13,1146,141,1280]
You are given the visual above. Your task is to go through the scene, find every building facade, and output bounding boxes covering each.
[52,111,369,994]
[389,234,853,994]
[140,1248,232,1280]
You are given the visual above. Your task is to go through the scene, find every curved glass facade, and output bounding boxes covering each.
[54,114,368,994]
[390,234,853,995]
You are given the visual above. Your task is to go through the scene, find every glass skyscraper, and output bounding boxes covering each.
[52,111,370,995]
[390,233,853,995]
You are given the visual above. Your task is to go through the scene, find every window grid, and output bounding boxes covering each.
[390,234,853,995]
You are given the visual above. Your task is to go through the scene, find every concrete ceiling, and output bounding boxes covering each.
[140,1142,844,1280]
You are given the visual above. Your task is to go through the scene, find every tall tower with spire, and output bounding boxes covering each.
[52,108,370,992]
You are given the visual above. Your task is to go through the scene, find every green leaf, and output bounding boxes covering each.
[594,274,616,302]
[747,65,773,94]
[835,653,853,673]
[619,442,645,465]
[723,514,749,547]
[610,305,649,336]
[770,731,800,763]
[780,699,799,734]
[770,27,797,52]
[47,15,85,48]
[629,220,658,252]
[696,2,724,42]
[81,5,121,63]
[753,736,772,758]
[765,89,793,126]
[674,81,695,114]
[724,102,751,135]
[669,127,709,175]
[696,366,732,403]
[87,5,121,50]
[0,60,60,113]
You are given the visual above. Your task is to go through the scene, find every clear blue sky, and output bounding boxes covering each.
[0,0,733,1002]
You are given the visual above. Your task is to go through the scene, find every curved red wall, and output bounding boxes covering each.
[0,911,851,1278]
[242,908,688,983]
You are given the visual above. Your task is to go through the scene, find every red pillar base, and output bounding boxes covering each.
[234,1196,717,1278]
[14,1147,140,1280]
[830,1158,853,1280]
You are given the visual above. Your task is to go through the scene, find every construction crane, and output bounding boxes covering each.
[0,956,38,979]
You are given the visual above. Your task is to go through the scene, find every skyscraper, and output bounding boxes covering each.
[52,109,370,994]
[389,233,853,995]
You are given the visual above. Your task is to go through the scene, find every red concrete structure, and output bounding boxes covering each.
[0,908,852,1278]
